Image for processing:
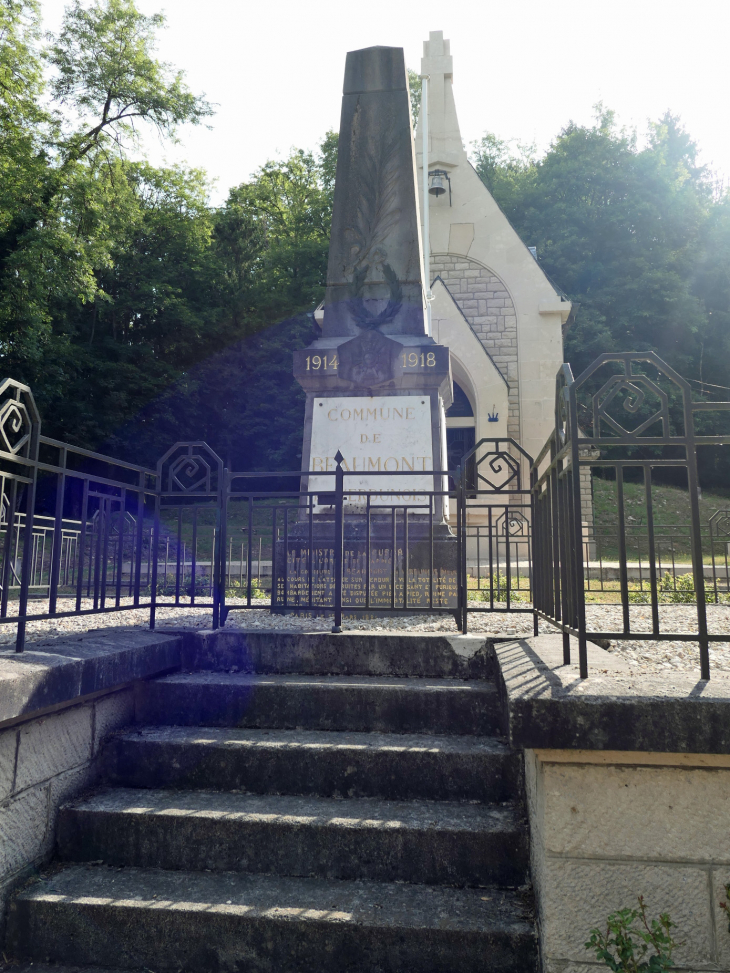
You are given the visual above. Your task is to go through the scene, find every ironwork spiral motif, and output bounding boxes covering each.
[497,509,528,536]
[477,450,520,492]
[157,442,223,495]
[169,455,212,493]
[594,373,668,439]
[618,381,645,414]
[0,399,30,456]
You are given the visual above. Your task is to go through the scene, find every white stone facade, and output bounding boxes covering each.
[417,31,571,467]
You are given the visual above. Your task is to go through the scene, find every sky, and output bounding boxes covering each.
[39,0,730,205]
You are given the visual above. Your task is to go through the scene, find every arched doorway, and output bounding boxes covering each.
[446,380,475,472]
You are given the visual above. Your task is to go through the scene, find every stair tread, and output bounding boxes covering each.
[65,786,522,834]
[10,967,137,973]
[115,724,511,755]
[18,864,534,933]
[139,671,500,735]
[159,671,498,693]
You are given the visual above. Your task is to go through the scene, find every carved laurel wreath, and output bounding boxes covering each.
[348,262,402,330]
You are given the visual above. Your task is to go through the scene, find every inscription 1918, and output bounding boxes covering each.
[297,346,445,377]
[304,352,436,371]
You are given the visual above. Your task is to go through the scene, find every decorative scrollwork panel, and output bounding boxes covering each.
[157,443,224,495]
[0,379,40,467]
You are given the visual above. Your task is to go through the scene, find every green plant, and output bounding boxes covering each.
[156,575,210,598]
[585,896,682,972]
[659,572,696,604]
[227,576,267,599]
[470,572,526,603]
[626,572,730,605]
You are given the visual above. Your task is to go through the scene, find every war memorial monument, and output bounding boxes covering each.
[1,26,730,973]
[279,45,458,613]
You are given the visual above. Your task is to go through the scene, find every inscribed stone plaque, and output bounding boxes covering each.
[308,395,433,506]
[272,520,458,613]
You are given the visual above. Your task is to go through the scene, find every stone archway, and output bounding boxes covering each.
[430,254,520,443]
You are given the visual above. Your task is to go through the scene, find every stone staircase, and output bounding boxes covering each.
[6,633,537,973]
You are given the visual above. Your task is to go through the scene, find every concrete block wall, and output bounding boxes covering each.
[0,689,134,934]
[431,254,520,442]
[525,748,730,972]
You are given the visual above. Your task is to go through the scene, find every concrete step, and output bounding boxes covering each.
[57,787,528,887]
[136,672,501,735]
[8,865,537,973]
[8,967,138,973]
[103,725,520,802]
[179,631,494,679]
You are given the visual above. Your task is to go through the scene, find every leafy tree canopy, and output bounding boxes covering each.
[473,107,730,483]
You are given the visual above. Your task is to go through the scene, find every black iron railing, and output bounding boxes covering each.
[531,353,730,679]
[1,355,729,679]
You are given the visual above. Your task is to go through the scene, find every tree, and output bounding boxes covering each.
[48,0,212,166]
[475,108,715,378]
[0,0,211,367]
[473,107,730,485]
[407,68,421,127]
[213,135,335,334]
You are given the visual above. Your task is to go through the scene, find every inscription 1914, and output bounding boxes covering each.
[294,344,448,381]
[304,352,437,371]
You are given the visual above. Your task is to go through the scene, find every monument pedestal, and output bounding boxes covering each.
[294,332,453,521]
[272,517,458,616]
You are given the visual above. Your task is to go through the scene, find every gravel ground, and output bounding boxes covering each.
[1,597,728,677]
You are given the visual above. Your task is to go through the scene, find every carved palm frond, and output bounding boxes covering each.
[345,133,402,273]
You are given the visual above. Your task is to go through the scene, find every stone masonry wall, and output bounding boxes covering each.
[0,688,134,937]
[431,253,519,440]
[525,749,730,972]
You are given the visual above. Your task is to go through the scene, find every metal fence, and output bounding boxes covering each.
[531,353,730,679]
[2,353,729,679]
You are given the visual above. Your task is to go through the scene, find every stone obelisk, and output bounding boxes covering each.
[294,45,453,507]
[278,45,456,615]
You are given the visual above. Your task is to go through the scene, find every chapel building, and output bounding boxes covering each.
[415,32,571,474]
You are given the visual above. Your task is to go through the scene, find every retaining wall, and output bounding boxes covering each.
[0,630,181,939]
[494,635,730,972]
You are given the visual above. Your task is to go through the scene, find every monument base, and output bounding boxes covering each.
[272,518,458,616]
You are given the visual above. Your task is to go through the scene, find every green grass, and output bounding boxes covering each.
[592,477,730,528]
[158,499,288,563]
[591,478,730,561]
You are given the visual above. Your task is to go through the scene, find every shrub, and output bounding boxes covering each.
[227,576,267,599]
[585,896,682,972]
[470,571,526,602]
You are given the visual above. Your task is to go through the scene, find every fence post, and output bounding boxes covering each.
[454,464,463,632]
[331,450,344,634]
[149,479,160,631]
[215,468,229,628]
[530,463,539,637]
[48,452,66,617]
[459,466,468,634]
[211,475,223,630]
[16,432,40,654]
[685,403,710,679]
[567,381,588,677]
